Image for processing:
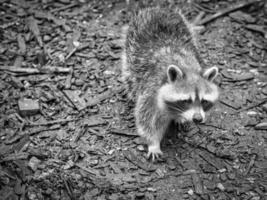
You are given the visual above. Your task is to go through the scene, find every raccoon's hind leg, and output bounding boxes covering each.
[135,94,169,161]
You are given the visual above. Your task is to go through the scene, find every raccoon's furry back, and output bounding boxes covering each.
[122,7,202,100]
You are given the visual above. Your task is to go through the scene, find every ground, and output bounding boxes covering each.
[0,0,267,200]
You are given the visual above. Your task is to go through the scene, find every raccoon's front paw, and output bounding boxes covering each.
[147,145,163,161]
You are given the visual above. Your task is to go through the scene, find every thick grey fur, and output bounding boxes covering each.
[121,7,214,159]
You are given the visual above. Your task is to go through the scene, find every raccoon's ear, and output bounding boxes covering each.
[167,65,183,82]
[203,67,218,82]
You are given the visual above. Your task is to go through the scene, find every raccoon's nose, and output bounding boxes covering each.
[193,113,203,124]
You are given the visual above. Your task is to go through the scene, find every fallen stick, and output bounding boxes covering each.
[192,11,205,25]
[65,46,78,60]
[27,16,43,47]
[0,152,29,162]
[219,99,240,110]
[197,0,262,25]
[7,126,61,145]
[86,87,124,108]
[50,2,78,13]
[27,118,77,126]
[109,128,139,137]
[192,3,215,14]
[75,163,100,176]
[234,98,267,114]
[0,65,72,74]
[244,24,267,39]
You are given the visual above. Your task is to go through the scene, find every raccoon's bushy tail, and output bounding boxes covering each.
[120,25,137,100]
[121,25,130,81]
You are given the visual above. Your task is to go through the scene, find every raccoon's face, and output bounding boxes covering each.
[157,65,219,124]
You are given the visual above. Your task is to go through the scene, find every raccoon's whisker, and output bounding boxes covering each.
[167,105,185,113]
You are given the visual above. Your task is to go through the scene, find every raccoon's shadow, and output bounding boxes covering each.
[162,120,189,151]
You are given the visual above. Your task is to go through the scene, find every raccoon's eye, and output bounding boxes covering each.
[201,99,213,111]
[180,99,192,104]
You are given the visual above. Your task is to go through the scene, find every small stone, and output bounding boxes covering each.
[137,145,145,151]
[233,129,245,135]
[147,187,157,192]
[75,79,84,86]
[58,53,65,62]
[108,149,115,155]
[28,156,41,171]
[73,41,80,47]
[43,35,51,42]
[218,168,227,173]
[188,189,194,195]
[262,103,267,112]
[255,122,267,130]
[217,183,225,191]
[18,98,39,116]
[247,111,258,117]
[90,159,99,166]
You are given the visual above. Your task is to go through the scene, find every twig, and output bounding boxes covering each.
[244,24,267,39]
[64,42,91,60]
[75,163,100,176]
[65,47,78,60]
[197,0,262,25]
[198,123,227,130]
[61,175,75,200]
[244,154,256,175]
[50,2,78,13]
[27,16,43,47]
[64,67,73,89]
[219,100,240,110]
[234,98,267,114]
[26,118,77,126]
[17,34,26,55]
[0,152,29,162]
[0,66,72,75]
[86,87,124,108]
[192,3,215,14]
[192,11,205,25]
[109,128,139,137]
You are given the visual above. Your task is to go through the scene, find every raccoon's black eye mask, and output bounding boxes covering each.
[165,99,192,112]
[201,99,213,111]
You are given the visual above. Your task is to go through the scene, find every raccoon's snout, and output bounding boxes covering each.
[192,113,203,124]
[181,107,205,123]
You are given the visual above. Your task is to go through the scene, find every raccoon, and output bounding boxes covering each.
[121,8,219,160]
